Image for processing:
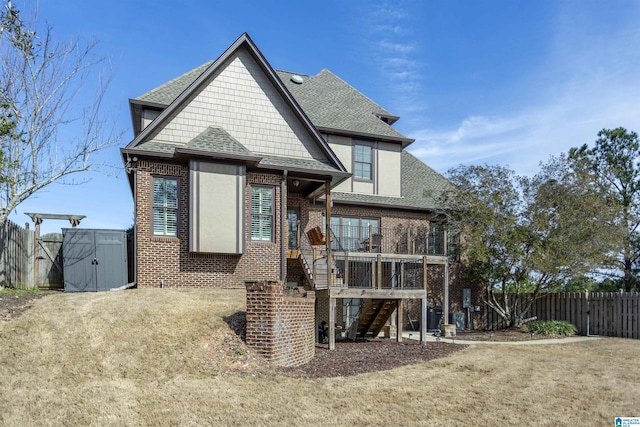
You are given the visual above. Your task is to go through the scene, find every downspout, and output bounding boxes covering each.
[280,170,287,282]
[133,161,138,287]
[127,155,138,287]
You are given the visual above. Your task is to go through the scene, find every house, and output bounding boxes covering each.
[121,33,475,349]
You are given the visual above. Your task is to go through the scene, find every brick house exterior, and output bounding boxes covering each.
[122,33,482,350]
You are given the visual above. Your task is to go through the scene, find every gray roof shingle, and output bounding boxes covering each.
[276,69,410,141]
[136,61,214,105]
[134,63,411,142]
[185,126,254,156]
[259,155,342,173]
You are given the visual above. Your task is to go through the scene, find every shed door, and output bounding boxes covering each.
[63,229,96,292]
[63,229,128,292]
[95,230,127,291]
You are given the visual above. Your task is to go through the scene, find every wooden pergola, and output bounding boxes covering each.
[25,213,86,288]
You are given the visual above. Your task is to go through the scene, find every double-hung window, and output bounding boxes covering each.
[153,177,178,237]
[251,186,274,242]
[353,144,373,181]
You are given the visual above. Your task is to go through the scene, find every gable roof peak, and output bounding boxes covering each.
[124,32,347,175]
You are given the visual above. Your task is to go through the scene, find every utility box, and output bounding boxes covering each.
[62,229,128,292]
[450,312,465,331]
[462,288,471,308]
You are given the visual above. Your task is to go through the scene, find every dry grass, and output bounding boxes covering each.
[1,288,638,426]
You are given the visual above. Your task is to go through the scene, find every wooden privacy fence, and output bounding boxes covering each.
[0,220,63,289]
[0,220,34,289]
[484,292,640,339]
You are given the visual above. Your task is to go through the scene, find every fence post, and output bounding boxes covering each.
[584,291,589,336]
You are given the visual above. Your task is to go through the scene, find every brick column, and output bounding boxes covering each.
[245,280,315,367]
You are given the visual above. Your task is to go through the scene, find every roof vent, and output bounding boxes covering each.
[290,74,304,84]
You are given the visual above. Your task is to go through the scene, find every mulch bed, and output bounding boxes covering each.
[278,339,466,378]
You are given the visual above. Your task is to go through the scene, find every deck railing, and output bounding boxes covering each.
[327,224,456,258]
[292,222,457,289]
[332,254,426,289]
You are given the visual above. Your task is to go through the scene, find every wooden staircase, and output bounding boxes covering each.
[299,232,343,290]
[355,299,398,338]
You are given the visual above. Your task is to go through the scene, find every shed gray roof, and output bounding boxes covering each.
[331,151,453,211]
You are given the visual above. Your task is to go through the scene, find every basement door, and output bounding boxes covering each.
[62,229,128,292]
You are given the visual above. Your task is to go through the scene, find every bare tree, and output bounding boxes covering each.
[0,2,120,278]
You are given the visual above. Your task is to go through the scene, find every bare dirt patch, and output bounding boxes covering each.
[0,289,56,321]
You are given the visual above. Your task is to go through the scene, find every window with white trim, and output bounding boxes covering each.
[251,186,274,242]
[353,144,373,180]
[153,177,178,237]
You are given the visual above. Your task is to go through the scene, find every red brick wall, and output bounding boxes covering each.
[135,160,282,288]
[245,281,315,367]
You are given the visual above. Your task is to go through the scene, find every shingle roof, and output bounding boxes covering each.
[133,62,411,142]
[133,141,177,154]
[133,127,344,174]
[331,151,453,211]
[132,126,253,157]
[185,126,254,156]
[259,155,342,173]
[136,61,214,105]
[276,69,410,142]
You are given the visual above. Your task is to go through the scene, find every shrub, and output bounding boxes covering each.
[523,320,577,337]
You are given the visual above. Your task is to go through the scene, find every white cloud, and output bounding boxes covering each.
[377,40,415,54]
[408,3,640,177]
[359,4,428,120]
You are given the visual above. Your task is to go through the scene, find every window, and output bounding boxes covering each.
[428,224,459,261]
[353,144,373,180]
[287,208,300,249]
[251,186,274,242]
[153,177,178,237]
[326,216,380,251]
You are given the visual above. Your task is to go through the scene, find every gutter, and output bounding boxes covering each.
[281,170,287,282]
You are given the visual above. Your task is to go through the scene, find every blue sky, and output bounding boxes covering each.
[8,0,640,234]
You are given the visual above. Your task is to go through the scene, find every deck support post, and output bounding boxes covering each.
[420,296,427,343]
[396,299,403,342]
[344,252,349,285]
[443,261,450,326]
[329,295,336,350]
